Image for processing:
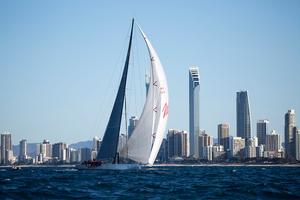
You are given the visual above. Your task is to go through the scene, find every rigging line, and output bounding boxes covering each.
[132,26,138,116]
[124,93,128,158]
[127,25,138,118]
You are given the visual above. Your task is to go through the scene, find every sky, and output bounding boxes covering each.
[0,1,300,145]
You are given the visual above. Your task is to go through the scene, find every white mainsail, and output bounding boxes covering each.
[124,25,169,165]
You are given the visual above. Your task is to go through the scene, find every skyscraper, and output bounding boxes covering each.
[1,132,12,165]
[236,91,251,141]
[189,67,200,159]
[284,109,296,159]
[218,124,229,151]
[257,119,269,146]
[19,139,27,162]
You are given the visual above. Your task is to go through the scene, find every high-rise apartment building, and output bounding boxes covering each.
[236,91,251,141]
[218,124,229,151]
[199,132,213,160]
[41,140,52,158]
[92,137,101,152]
[245,137,257,158]
[284,109,296,159]
[1,132,12,165]
[167,129,188,158]
[266,130,280,152]
[189,67,200,158]
[230,137,245,158]
[19,139,27,162]
[52,142,67,162]
[212,145,225,161]
[257,119,269,146]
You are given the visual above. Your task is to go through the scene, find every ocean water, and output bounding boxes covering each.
[0,165,300,199]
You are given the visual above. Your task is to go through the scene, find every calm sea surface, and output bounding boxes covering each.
[0,165,300,199]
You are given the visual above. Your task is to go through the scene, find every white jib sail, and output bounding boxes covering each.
[124,25,169,165]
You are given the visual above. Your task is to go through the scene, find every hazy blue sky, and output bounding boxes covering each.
[1,1,300,144]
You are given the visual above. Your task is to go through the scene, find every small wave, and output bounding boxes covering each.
[0,169,7,172]
[54,169,78,172]
[65,169,78,172]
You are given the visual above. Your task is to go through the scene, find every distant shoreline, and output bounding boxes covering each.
[154,163,300,167]
[1,163,300,168]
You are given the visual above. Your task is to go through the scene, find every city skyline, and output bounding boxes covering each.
[0,107,298,165]
[1,1,300,144]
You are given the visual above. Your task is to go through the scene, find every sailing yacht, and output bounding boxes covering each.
[79,19,168,170]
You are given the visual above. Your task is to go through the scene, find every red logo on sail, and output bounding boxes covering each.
[162,103,168,118]
[160,87,166,94]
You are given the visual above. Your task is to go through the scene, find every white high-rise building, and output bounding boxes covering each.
[256,145,264,158]
[203,146,213,161]
[189,67,200,159]
[245,137,257,158]
[92,137,100,152]
[36,140,52,162]
[230,137,245,158]
[212,145,225,161]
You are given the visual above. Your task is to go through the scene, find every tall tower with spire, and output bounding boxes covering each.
[189,67,200,159]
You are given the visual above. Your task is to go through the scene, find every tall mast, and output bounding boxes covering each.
[97,19,134,162]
